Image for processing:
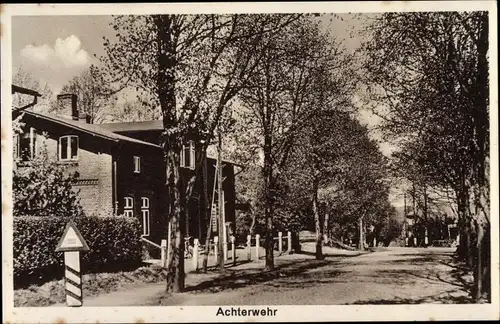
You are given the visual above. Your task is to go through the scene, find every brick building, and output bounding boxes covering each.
[13,93,237,245]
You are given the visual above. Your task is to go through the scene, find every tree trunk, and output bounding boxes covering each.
[481,223,491,300]
[154,15,185,293]
[263,135,274,271]
[165,147,185,293]
[358,217,364,251]
[323,212,330,244]
[202,155,210,273]
[456,189,473,267]
[473,220,484,302]
[312,179,323,260]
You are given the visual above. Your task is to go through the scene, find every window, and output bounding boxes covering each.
[124,196,133,217]
[59,135,78,161]
[180,140,195,169]
[142,210,150,236]
[141,197,150,236]
[141,197,149,209]
[124,197,134,208]
[133,156,141,173]
[15,127,37,161]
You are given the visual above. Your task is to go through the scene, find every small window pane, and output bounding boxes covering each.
[125,197,133,208]
[60,137,68,160]
[70,136,78,159]
[183,145,190,168]
[141,197,149,209]
[142,210,150,236]
[134,156,141,173]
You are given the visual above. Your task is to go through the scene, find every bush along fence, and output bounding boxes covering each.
[13,216,142,288]
[143,231,293,272]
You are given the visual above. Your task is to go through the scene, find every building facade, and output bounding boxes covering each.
[14,94,237,245]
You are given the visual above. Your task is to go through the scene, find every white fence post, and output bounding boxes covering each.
[287,231,292,254]
[160,239,167,268]
[278,231,283,254]
[413,237,417,247]
[231,236,236,266]
[246,235,252,261]
[193,239,199,271]
[214,236,219,264]
[373,237,377,248]
[255,234,260,260]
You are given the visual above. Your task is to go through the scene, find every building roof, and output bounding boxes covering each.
[100,119,242,167]
[23,110,162,149]
[12,84,42,97]
[24,110,242,166]
[99,120,164,133]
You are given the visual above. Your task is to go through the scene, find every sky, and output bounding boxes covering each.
[12,15,115,94]
[10,13,405,206]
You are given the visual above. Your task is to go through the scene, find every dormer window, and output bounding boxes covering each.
[133,156,141,173]
[180,141,195,170]
[59,135,78,161]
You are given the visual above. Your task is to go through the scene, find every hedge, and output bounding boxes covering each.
[14,215,143,288]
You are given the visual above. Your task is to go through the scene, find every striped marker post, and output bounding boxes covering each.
[64,252,83,306]
[55,221,90,307]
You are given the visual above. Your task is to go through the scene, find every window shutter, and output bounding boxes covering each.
[60,137,68,160]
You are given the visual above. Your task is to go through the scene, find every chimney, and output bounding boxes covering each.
[57,94,78,120]
[56,94,90,123]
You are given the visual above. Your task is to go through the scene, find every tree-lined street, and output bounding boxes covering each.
[9,8,493,311]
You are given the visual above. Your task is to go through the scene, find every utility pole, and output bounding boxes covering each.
[217,128,225,272]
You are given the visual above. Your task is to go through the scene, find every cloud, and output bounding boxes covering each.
[20,35,90,68]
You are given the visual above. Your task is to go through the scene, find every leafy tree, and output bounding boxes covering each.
[55,65,117,124]
[105,99,161,122]
[238,16,356,269]
[362,12,490,301]
[376,205,403,247]
[13,138,83,218]
[12,66,54,113]
[101,14,301,291]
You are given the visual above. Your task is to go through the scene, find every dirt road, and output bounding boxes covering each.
[52,245,471,306]
[150,246,472,305]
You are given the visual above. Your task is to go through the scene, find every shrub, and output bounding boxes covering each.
[13,215,142,288]
[13,143,84,218]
